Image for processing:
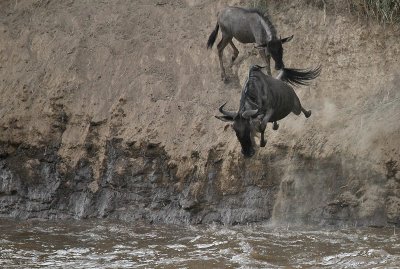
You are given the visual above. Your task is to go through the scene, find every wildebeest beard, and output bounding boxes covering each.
[233,115,256,158]
[232,74,262,157]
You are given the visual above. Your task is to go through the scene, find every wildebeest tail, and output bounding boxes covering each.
[279,65,322,86]
[207,23,219,49]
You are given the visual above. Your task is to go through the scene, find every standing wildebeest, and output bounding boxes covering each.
[207,6,293,81]
[207,6,318,86]
[215,65,320,158]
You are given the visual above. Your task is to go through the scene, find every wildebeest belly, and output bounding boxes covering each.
[233,31,256,43]
[265,89,301,122]
[222,21,256,43]
[269,107,293,122]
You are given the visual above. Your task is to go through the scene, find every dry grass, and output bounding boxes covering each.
[250,0,269,14]
[255,0,400,24]
[351,0,400,24]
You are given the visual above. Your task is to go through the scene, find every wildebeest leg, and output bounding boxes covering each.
[260,109,274,147]
[273,121,279,130]
[260,130,268,147]
[301,107,312,118]
[229,41,239,64]
[217,36,230,82]
[259,49,272,75]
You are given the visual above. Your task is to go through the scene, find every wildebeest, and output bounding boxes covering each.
[207,6,317,86]
[215,65,320,157]
[207,6,292,81]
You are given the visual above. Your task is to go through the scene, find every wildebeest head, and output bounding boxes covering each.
[258,35,293,70]
[215,103,258,158]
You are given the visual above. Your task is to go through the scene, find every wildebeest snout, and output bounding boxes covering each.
[275,62,284,70]
[242,147,255,158]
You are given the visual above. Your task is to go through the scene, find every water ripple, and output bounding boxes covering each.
[0,219,399,268]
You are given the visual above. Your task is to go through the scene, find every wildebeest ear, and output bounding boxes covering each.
[215,115,234,122]
[241,109,258,119]
[281,35,294,44]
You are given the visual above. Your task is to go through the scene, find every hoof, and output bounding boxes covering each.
[273,122,279,130]
[305,110,312,118]
[260,141,266,147]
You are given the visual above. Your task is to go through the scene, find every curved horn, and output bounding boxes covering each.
[219,102,237,118]
[242,109,258,119]
[255,44,268,49]
[250,65,267,71]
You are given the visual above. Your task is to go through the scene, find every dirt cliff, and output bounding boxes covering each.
[0,0,399,226]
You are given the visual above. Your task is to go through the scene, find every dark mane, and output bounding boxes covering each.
[239,70,261,112]
[244,8,277,39]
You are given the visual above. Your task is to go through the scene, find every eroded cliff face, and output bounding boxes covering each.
[0,0,399,226]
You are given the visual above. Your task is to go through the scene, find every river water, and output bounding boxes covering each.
[1,219,399,269]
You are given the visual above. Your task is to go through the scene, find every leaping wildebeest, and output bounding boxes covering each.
[207,6,316,85]
[215,65,320,158]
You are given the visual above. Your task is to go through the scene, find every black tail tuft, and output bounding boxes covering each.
[207,23,219,49]
[280,65,322,86]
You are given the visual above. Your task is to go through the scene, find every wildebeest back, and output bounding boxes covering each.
[245,69,302,121]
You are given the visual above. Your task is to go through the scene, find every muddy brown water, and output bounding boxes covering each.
[0,219,399,268]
